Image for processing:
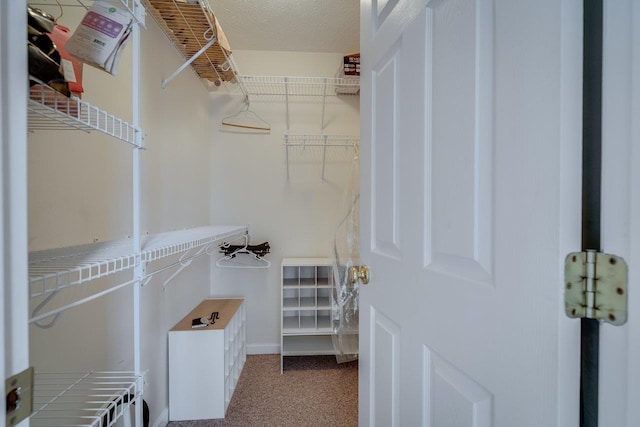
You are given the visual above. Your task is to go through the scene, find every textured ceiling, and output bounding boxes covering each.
[210,0,360,54]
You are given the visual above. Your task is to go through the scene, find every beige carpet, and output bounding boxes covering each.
[167,354,358,427]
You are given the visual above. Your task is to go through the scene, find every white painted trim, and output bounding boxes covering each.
[2,0,30,380]
[247,343,280,355]
[151,408,168,427]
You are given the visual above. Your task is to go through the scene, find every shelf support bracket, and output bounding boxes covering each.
[321,78,327,131]
[321,134,328,182]
[285,133,290,181]
[162,35,217,89]
[284,77,290,132]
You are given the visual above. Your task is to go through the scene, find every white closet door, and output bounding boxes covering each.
[359,0,582,425]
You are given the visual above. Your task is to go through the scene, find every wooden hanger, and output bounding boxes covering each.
[222,98,271,131]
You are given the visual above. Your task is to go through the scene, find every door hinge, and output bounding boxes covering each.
[5,367,34,426]
[565,251,628,325]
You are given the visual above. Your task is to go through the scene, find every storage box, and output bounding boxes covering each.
[64,1,133,75]
[343,53,360,76]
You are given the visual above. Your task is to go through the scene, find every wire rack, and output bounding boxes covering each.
[28,82,145,148]
[29,225,248,297]
[31,371,144,427]
[236,76,360,97]
[142,225,248,262]
[284,134,360,148]
[144,0,235,83]
[29,240,140,299]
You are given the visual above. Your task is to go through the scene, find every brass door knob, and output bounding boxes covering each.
[348,265,370,284]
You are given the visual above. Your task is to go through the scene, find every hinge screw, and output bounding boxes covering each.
[610,257,617,265]
[609,314,616,322]
[617,288,624,295]
[566,282,572,289]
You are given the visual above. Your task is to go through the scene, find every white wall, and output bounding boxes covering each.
[28,6,214,425]
[209,50,360,354]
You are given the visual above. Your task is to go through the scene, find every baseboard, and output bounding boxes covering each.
[152,408,168,427]
[247,343,280,354]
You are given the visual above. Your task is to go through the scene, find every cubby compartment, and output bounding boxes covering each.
[280,258,336,372]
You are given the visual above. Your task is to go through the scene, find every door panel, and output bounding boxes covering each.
[429,351,492,427]
[370,307,401,426]
[372,43,402,258]
[428,0,494,284]
[360,0,582,426]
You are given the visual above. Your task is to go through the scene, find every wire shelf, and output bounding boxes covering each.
[144,0,235,83]
[31,371,144,427]
[29,225,248,297]
[142,225,247,262]
[236,76,360,97]
[28,81,145,148]
[284,134,360,148]
[29,240,140,298]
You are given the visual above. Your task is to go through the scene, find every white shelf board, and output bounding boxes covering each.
[31,371,143,427]
[299,297,316,308]
[29,225,247,297]
[282,335,336,356]
[300,315,316,330]
[283,316,332,334]
[283,298,299,310]
[282,316,300,330]
[317,296,331,309]
[299,278,316,287]
[317,314,332,330]
[282,278,299,287]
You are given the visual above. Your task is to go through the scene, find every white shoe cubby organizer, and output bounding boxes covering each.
[168,298,246,421]
[280,258,336,372]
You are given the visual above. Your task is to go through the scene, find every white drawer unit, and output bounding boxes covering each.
[281,258,336,372]
[168,298,246,421]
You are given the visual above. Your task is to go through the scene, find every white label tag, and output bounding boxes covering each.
[61,59,77,83]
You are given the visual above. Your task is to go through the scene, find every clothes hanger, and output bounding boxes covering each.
[221,97,271,132]
[216,235,271,268]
